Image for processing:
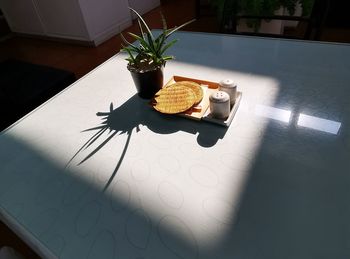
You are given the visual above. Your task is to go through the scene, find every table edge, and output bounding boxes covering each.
[155,29,350,47]
[0,206,58,259]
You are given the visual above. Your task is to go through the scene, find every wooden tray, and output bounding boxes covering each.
[162,76,242,127]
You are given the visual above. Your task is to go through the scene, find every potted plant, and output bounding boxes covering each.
[121,8,194,99]
[209,0,315,32]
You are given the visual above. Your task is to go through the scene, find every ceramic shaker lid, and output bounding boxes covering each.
[209,91,230,103]
[219,79,236,89]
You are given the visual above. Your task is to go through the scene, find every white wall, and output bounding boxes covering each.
[35,0,89,40]
[0,0,45,36]
[79,0,132,44]
[0,0,160,45]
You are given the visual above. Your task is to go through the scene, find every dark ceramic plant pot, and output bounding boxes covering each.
[129,65,164,99]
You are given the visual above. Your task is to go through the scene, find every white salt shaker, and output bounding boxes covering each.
[219,79,237,107]
[209,91,230,119]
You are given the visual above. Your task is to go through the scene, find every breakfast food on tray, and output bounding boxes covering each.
[169,81,203,104]
[152,80,204,114]
[153,84,196,114]
[152,76,241,127]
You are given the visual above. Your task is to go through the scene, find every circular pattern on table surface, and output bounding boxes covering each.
[158,215,198,259]
[75,201,101,237]
[126,140,144,157]
[125,209,152,249]
[189,165,218,188]
[158,181,184,209]
[1,181,36,210]
[28,208,60,236]
[63,170,94,206]
[148,135,172,150]
[158,155,180,173]
[131,160,150,181]
[109,180,131,213]
[153,84,196,114]
[178,143,203,159]
[36,178,64,206]
[87,230,116,259]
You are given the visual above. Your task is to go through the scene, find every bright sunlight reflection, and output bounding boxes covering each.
[255,105,291,123]
[297,113,341,135]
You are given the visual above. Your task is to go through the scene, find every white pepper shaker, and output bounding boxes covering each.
[209,91,230,119]
[219,79,237,107]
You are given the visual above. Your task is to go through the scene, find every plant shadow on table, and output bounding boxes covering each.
[68,94,228,192]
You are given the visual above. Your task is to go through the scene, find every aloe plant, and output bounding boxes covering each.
[122,8,194,72]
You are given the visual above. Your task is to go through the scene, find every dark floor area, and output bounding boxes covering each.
[0,59,75,131]
[0,221,41,259]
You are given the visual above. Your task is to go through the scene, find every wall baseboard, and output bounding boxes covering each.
[13,32,95,46]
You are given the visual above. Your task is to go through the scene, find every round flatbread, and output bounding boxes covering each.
[169,81,203,105]
[153,84,196,114]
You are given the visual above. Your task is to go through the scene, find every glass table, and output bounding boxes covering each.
[1,31,350,259]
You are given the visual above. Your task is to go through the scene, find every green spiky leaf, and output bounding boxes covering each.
[122,8,193,68]
[128,32,152,51]
[129,7,154,40]
[162,55,174,61]
[166,19,195,38]
[137,19,146,40]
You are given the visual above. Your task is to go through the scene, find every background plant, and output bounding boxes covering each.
[122,8,194,71]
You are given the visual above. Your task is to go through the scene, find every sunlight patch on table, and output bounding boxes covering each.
[5,62,281,250]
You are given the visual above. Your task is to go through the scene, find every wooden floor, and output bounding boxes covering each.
[1,0,350,79]
[0,0,204,79]
[0,0,350,258]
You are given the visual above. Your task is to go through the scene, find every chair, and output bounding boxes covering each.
[195,0,216,18]
[220,0,330,40]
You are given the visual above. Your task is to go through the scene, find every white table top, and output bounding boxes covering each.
[1,31,350,259]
